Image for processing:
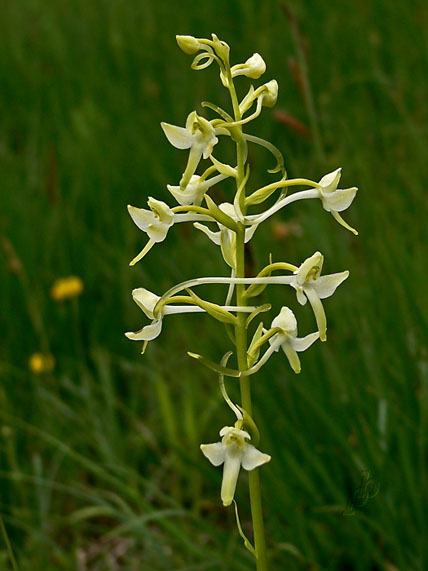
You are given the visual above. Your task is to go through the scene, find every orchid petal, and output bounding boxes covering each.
[312,271,349,299]
[125,318,163,341]
[290,331,320,352]
[304,287,327,342]
[132,288,160,319]
[180,144,204,189]
[295,252,324,285]
[321,187,358,212]
[129,239,155,266]
[200,442,225,466]
[145,223,170,242]
[221,454,242,507]
[127,205,154,231]
[319,168,341,191]
[241,445,271,471]
[244,223,259,243]
[271,307,297,335]
[331,211,359,235]
[281,342,302,373]
[193,222,222,245]
[220,426,250,439]
[295,286,308,306]
[161,122,193,149]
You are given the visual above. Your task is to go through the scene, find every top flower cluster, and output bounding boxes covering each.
[127,35,357,268]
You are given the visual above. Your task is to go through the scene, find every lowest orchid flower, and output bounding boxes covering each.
[201,426,271,507]
[291,252,349,341]
[161,111,219,190]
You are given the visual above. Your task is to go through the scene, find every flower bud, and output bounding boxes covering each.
[261,80,278,108]
[176,35,200,55]
[244,53,266,78]
[232,52,266,80]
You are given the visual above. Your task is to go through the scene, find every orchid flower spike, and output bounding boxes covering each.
[269,307,319,373]
[161,111,219,190]
[318,169,358,235]
[291,251,349,341]
[194,202,258,269]
[167,172,226,206]
[201,426,271,507]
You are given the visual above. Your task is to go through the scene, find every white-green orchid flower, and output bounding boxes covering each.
[128,197,216,266]
[291,252,349,341]
[268,307,319,373]
[128,197,174,243]
[318,168,358,234]
[201,426,271,507]
[244,168,357,234]
[161,111,219,190]
[167,172,226,206]
[125,287,259,347]
[194,202,259,269]
[240,306,319,376]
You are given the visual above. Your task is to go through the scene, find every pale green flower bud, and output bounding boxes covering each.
[261,79,278,107]
[232,53,266,79]
[176,35,200,55]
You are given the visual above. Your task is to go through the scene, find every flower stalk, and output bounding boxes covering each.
[227,64,269,568]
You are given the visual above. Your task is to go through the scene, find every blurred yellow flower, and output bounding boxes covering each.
[29,353,55,374]
[50,276,83,301]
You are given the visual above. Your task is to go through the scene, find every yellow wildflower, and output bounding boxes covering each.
[29,353,55,374]
[50,276,83,301]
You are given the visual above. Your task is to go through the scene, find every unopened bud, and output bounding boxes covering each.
[261,80,278,108]
[176,35,200,55]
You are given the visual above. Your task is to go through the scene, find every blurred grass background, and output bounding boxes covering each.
[1,0,427,569]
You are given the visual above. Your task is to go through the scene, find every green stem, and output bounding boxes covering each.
[229,71,268,571]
